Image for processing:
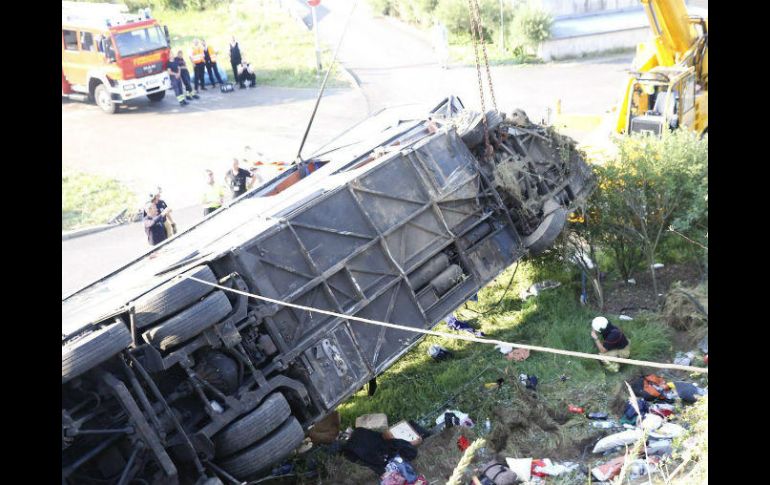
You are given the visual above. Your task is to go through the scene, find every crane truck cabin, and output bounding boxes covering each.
[62,1,172,114]
[616,0,708,137]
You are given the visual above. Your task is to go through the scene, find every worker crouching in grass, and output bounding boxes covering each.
[591,316,630,373]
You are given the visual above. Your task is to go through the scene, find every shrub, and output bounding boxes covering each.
[588,131,708,299]
[510,2,552,53]
[435,0,512,40]
[366,0,396,16]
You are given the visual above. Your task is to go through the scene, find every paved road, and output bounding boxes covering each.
[63,0,632,295]
[316,0,631,121]
[63,86,368,295]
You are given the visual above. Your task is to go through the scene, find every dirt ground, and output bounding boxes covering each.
[602,263,705,316]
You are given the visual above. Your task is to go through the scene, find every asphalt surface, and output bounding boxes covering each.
[62,0,633,296]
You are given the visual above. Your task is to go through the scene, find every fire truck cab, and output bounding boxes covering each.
[62,1,171,114]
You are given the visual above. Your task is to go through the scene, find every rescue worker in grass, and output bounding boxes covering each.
[202,39,224,87]
[190,39,207,91]
[591,316,630,373]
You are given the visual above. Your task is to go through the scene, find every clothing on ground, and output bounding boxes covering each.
[445,314,485,337]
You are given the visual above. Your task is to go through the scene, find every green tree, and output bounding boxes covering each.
[591,131,708,303]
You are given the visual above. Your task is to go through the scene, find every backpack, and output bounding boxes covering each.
[630,374,668,401]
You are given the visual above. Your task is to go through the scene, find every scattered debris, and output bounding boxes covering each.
[532,459,579,476]
[518,374,538,390]
[484,378,505,391]
[627,278,636,285]
[342,427,418,475]
[427,344,453,361]
[590,420,617,429]
[519,280,561,300]
[436,410,474,428]
[567,405,585,414]
[505,458,532,482]
[445,315,485,337]
[646,439,673,456]
[494,343,513,354]
[587,412,608,420]
[309,411,341,444]
[641,413,664,431]
[507,348,530,361]
[476,461,519,485]
[672,381,707,403]
[649,422,685,439]
[387,421,423,447]
[618,314,633,321]
[591,455,626,481]
[651,263,665,269]
[457,436,470,452]
[592,429,643,453]
[356,413,389,433]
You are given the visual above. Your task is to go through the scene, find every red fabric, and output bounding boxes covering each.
[531,459,548,477]
[457,436,470,452]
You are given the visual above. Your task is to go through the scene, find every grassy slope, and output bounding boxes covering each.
[337,257,675,430]
[62,170,137,231]
[156,0,345,88]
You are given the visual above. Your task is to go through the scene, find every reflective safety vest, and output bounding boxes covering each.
[207,46,217,62]
[191,46,204,64]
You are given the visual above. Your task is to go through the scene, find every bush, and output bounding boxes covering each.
[435,0,512,40]
[366,0,396,16]
[588,131,708,297]
[510,2,552,53]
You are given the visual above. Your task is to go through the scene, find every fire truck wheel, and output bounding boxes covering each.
[94,84,117,114]
[147,91,166,102]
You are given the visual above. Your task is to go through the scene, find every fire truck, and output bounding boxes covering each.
[62,1,171,114]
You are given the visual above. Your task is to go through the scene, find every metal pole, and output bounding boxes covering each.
[312,6,322,74]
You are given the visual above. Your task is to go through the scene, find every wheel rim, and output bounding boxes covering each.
[97,88,112,111]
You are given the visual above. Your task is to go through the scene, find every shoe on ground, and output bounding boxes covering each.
[200,86,207,90]
[193,94,200,99]
[180,100,188,106]
[249,84,256,88]
[239,84,245,89]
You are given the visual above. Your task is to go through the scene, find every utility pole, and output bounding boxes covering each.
[310,1,322,75]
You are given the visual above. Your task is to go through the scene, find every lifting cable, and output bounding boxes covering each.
[467,0,498,160]
[180,274,708,374]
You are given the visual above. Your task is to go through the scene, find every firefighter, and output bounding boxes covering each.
[202,39,224,87]
[229,36,242,84]
[167,53,188,106]
[175,50,199,100]
[190,39,207,91]
[237,54,257,89]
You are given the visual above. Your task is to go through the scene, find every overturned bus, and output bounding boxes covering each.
[62,97,594,484]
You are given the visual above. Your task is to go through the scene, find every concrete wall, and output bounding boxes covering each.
[538,26,648,61]
[535,0,639,18]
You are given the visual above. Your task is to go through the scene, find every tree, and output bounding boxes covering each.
[592,131,708,304]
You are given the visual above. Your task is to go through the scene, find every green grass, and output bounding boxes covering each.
[155,0,346,88]
[62,170,137,231]
[336,258,674,430]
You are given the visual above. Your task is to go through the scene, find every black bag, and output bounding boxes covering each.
[342,428,417,474]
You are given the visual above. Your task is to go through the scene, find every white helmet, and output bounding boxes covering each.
[592,316,609,332]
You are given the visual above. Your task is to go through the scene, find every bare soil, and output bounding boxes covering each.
[602,263,704,316]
